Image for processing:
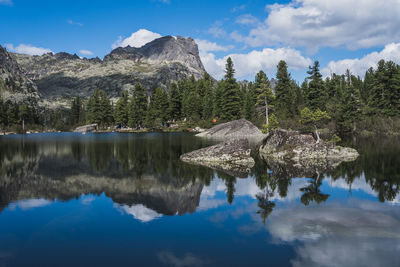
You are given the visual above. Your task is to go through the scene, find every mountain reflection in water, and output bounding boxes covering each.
[0,132,399,267]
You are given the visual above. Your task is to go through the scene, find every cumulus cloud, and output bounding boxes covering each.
[200,47,311,80]
[114,203,162,222]
[79,49,93,56]
[235,14,260,26]
[243,0,400,51]
[322,43,400,77]
[5,43,52,55]
[195,39,233,53]
[111,29,162,49]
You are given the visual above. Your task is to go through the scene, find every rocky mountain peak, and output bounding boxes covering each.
[105,35,205,75]
[2,36,207,105]
[0,45,39,103]
[54,52,80,60]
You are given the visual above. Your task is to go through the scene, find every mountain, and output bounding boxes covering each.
[6,36,206,107]
[0,45,39,103]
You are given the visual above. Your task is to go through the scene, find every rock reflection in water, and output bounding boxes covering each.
[0,133,400,266]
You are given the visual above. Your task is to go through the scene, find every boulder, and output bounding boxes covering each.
[74,124,98,133]
[180,139,255,177]
[259,129,359,169]
[196,119,266,143]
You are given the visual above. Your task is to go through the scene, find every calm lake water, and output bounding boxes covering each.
[0,132,399,267]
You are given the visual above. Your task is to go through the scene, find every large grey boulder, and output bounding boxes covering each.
[259,129,359,169]
[74,124,98,133]
[180,139,255,177]
[196,119,266,143]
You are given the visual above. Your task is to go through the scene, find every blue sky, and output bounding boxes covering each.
[1,0,400,81]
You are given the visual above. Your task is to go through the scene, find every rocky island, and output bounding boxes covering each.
[259,129,359,171]
[180,139,255,177]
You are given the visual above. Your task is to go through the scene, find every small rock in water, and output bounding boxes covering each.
[180,139,255,177]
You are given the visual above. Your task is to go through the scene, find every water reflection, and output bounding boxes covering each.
[0,133,399,266]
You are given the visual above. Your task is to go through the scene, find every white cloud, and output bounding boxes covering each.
[267,201,400,267]
[67,19,83,26]
[5,43,52,56]
[235,14,260,26]
[81,195,96,204]
[243,0,400,51]
[322,43,400,77]
[114,203,162,222]
[9,199,52,210]
[111,29,162,49]
[200,47,311,80]
[195,39,233,53]
[79,49,93,56]
[207,26,227,39]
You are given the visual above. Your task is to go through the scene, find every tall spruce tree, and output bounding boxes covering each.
[114,91,129,126]
[275,60,296,118]
[337,70,361,133]
[128,83,148,128]
[201,72,214,120]
[169,82,182,121]
[221,57,241,121]
[86,89,113,127]
[146,87,169,126]
[243,82,257,121]
[306,61,327,110]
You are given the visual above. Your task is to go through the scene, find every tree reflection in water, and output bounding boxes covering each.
[0,133,399,219]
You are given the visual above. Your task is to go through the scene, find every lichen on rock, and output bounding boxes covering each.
[180,139,255,177]
[196,119,266,143]
[259,129,359,169]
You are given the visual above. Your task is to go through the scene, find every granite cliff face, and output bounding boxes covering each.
[0,46,39,103]
[6,36,206,106]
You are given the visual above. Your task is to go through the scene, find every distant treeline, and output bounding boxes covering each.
[1,58,400,134]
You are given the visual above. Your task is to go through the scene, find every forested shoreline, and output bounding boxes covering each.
[1,57,399,136]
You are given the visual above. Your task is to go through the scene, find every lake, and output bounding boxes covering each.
[0,132,399,267]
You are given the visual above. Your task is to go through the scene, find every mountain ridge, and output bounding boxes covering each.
[0,35,207,107]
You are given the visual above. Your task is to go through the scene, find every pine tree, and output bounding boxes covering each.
[337,70,361,133]
[221,57,241,121]
[86,89,113,127]
[385,61,400,116]
[213,81,224,119]
[169,82,182,121]
[201,72,214,120]
[300,107,330,143]
[70,96,84,126]
[99,90,114,127]
[128,83,148,128]
[243,82,257,121]
[114,91,129,126]
[255,70,275,125]
[275,60,296,117]
[146,87,169,126]
[306,61,327,110]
